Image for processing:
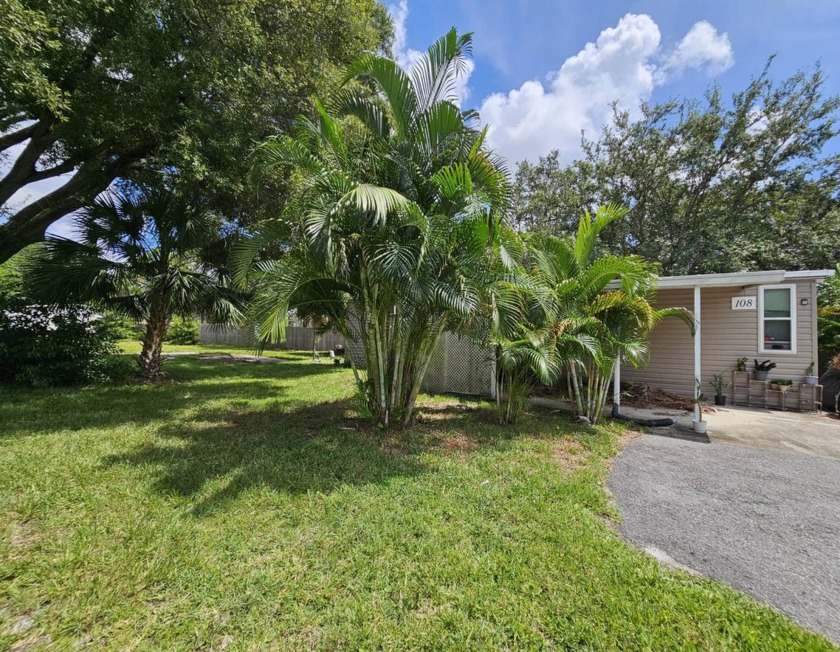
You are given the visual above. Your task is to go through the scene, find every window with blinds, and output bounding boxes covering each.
[759,285,796,353]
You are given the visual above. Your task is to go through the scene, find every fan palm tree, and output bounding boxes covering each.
[238,30,511,428]
[28,184,244,377]
[528,205,695,423]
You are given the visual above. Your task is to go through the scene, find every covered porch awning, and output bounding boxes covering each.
[611,269,835,421]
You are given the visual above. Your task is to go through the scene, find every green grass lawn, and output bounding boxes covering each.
[0,344,834,651]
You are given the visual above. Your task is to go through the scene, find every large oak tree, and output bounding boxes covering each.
[0,0,391,263]
[512,62,840,275]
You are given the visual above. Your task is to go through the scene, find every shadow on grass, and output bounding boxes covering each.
[0,358,345,438]
[104,399,432,515]
[102,398,537,516]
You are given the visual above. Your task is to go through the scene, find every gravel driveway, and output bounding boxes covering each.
[609,433,840,644]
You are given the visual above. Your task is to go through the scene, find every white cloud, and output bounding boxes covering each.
[479,14,735,164]
[388,0,422,71]
[660,20,734,80]
[388,0,473,106]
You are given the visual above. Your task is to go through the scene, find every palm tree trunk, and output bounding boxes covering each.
[569,363,584,416]
[139,309,169,377]
[401,319,447,427]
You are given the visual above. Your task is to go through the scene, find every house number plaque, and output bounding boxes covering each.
[731,296,756,310]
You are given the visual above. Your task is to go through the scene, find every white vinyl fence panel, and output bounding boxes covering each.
[200,324,345,351]
[202,322,495,397]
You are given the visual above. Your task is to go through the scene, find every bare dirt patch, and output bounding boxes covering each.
[552,438,590,470]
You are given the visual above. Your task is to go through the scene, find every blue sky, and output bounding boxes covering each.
[5,1,840,239]
[389,0,840,164]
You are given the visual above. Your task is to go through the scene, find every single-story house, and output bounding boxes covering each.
[617,269,835,416]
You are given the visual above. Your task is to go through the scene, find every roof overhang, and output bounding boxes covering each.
[782,269,836,281]
[605,269,835,291]
[650,269,835,290]
[655,270,785,289]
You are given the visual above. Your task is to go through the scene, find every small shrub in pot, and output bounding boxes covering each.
[753,359,776,381]
[709,373,730,406]
[804,361,818,386]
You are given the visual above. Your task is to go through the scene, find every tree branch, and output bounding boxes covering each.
[0,121,41,152]
[27,153,88,184]
[0,112,29,133]
[0,124,57,206]
[0,149,148,263]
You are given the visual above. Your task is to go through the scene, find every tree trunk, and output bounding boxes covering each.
[139,311,170,378]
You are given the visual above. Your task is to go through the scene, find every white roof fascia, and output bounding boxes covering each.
[606,269,833,291]
[783,269,835,280]
[653,270,785,290]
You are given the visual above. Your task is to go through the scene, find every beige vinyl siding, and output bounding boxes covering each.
[621,281,817,398]
[621,289,695,396]
[700,282,814,395]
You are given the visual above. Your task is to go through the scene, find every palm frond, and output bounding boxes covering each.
[344,54,417,138]
[410,28,473,111]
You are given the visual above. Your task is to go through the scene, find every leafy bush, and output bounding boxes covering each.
[818,267,840,370]
[166,316,200,345]
[0,302,127,386]
[101,310,140,340]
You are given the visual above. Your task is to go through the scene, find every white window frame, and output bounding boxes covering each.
[757,284,797,355]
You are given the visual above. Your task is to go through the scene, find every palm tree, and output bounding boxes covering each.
[28,184,244,377]
[239,30,510,428]
[528,205,695,423]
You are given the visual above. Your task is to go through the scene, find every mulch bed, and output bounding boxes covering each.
[621,382,696,412]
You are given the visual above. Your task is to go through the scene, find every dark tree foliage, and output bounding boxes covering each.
[0,303,124,386]
[513,61,840,275]
[0,0,392,262]
[818,266,840,370]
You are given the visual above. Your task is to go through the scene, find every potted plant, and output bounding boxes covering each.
[770,379,793,391]
[709,373,730,406]
[804,361,818,386]
[736,357,748,373]
[692,378,708,434]
[753,359,777,381]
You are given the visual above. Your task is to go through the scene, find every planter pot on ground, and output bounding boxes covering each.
[804,376,818,386]
[754,370,769,381]
[692,420,708,434]
[714,395,726,406]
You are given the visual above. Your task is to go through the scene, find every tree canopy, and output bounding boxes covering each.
[0,0,391,263]
[513,62,840,275]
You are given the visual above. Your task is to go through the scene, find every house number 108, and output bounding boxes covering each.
[731,297,756,310]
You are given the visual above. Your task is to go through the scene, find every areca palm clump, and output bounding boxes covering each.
[480,241,559,424]
[529,205,695,424]
[28,185,244,377]
[485,205,694,425]
[240,30,510,428]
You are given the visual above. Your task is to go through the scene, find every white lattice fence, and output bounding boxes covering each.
[344,331,495,397]
[422,332,495,397]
